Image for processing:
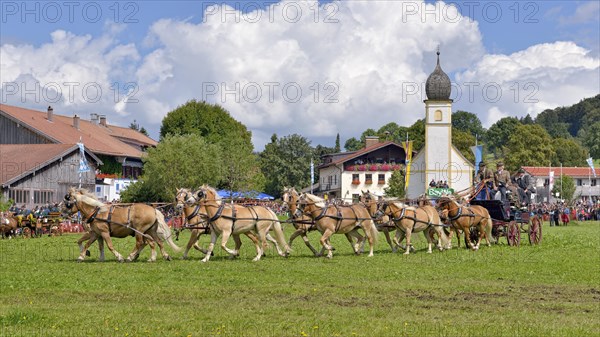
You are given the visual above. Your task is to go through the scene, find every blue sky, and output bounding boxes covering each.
[1,1,599,148]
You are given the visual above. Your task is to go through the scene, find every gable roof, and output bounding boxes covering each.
[0,104,157,159]
[523,166,596,177]
[0,144,102,186]
[322,141,407,168]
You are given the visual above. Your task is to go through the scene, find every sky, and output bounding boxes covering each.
[1,0,599,150]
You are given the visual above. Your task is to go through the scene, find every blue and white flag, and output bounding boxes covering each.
[470,145,483,175]
[587,157,597,178]
[77,143,91,173]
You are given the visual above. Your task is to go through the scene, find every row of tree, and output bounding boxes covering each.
[121,95,599,202]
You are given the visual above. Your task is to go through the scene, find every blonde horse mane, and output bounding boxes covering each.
[200,184,222,204]
[392,201,416,211]
[69,187,108,212]
[303,193,326,208]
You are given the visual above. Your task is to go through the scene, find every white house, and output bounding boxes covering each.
[317,137,409,203]
[522,166,599,203]
[95,177,135,202]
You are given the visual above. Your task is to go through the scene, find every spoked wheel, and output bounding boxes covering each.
[506,221,521,246]
[528,216,542,245]
[464,227,480,249]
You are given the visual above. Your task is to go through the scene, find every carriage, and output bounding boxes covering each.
[469,199,542,246]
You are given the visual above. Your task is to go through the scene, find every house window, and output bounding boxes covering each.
[577,179,583,186]
[434,110,443,121]
[96,186,101,193]
[592,179,597,187]
[365,174,373,184]
[334,175,337,186]
[116,184,120,191]
[352,174,360,185]
[378,174,386,184]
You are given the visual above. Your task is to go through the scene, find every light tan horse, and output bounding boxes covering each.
[359,191,398,252]
[298,193,378,258]
[281,187,321,256]
[380,200,449,254]
[436,196,494,250]
[63,188,181,262]
[194,185,290,262]
[175,188,264,260]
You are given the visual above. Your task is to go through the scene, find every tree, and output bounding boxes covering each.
[0,196,13,212]
[122,134,223,202]
[334,133,341,152]
[129,120,149,136]
[407,119,425,150]
[485,117,521,156]
[359,128,378,144]
[552,175,576,204]
[520,114,534,125]
[452,110,485,139]
[581,121,600,158]
[452,130,476,164]
[259,134,314,198]
[344,137,363,151]
[160,100,259,191]
[384,169,406,198]
[504,124,555,172]
[551,138,587,167]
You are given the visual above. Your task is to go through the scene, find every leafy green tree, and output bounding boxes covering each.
[520,114,534,125]
[552,175,576,204]
[344,137,363,151]
[504,124,555,172]
[123,134,223,202]
[551,138,587,167]
[0,196,14,212]
[334,133,341,152]
[129,120,149,136]
[452,130,476,164]
[485,117,521,156]
[452,110,485,138]
[360,128,378,144]
[407,119,425,150]
[260,134,314,198]
[581,121,600,158]
[159,100,259,191]
[384,169,406,198]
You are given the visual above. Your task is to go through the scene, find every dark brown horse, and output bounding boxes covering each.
[63,188,180,262]
[0,213,18,239]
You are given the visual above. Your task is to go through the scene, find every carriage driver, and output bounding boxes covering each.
[494,162,512,201]
[515,168,534,206]
[475,162,494,200]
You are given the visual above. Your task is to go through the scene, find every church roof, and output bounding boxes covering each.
[425,51,452,101]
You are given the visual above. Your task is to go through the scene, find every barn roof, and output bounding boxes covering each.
[0,144,102,187]
[0,104,157,159]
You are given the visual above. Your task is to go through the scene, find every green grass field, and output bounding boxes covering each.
[1,221,599,337]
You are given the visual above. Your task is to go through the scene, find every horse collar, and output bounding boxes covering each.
[448,206,463,221]
[314,205,328,221]
[187,204,201,221]
[208,202,225,223]
[393,207,406,222]
[86,207,101,224]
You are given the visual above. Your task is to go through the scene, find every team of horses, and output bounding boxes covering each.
[1,185,498,262]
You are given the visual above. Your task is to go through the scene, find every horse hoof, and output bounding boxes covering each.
[164,256,172,261]
[85,250,91,257]
[403,252,410,255]
[76,258,84,263]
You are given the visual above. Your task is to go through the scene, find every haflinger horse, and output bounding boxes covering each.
[63,188,181,262]
[377,198,449,254]
[298,193,378,259]
[175,188,270,260]
[281,187,322,256]
[435,196,494,250]
[194,185,291,262]
[359,191,399,252]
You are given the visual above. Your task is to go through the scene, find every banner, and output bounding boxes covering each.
[310,158,314,194]
[77,143,91,173]
[427,188,455,197]
[549,171,554,192]
[470,145,483,175]
[404,141,413,190]
[586,157,597,178]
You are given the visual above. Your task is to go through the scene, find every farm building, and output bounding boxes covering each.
[0,144,102,208]
[0,104,157,206]
[522,166,599,203]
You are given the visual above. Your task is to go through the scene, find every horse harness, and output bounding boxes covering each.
[85,205,152,240]
[389,206,436,229]
[312,203,370,232]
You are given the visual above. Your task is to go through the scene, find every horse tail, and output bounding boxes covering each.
[155,209,182,253]
[485,215,495,244]
[269,210,291,255]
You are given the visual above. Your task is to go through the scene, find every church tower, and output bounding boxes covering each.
[424,50,453,188]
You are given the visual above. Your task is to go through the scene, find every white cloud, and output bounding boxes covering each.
[1,1,598,150]
[454,41,599,127]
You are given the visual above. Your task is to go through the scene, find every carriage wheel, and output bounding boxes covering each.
[464,227,480,249]
[528,216,542,245]
[506,221,521,246]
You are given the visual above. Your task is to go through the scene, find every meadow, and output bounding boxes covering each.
[0,220,598,337]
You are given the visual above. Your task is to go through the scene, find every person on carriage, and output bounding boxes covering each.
[514,168,534,206]
[494,162,512,202]
[474,161,494,200]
